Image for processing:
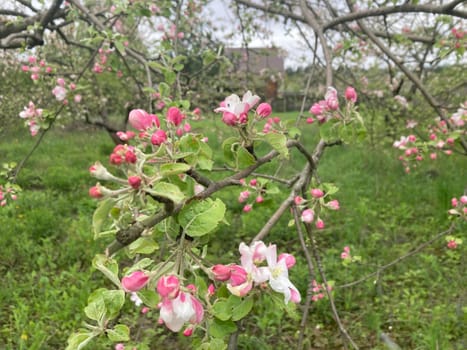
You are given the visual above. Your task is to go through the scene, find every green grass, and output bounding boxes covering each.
[0,115,465,349]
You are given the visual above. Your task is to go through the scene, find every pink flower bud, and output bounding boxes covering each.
[301,208,315,223]
[315,219,325,229]
[306,117,314,124]
[129,109,151,130]
[167,106,185,126]
[21,65,29,72]
[141,306,150,314]
[89,185,103,198]
[207,284,215,296]
[341,252,349,259]
[238,190,250,203]
[125,150,137,164]
[344,86,357,103]
[451,198,458,207]
[243,204,252,212]
[447,240,457,249]
[255,196,264,203]
[157,275,180,299]
[211,264,232,281]
[110,153,123,165]
[294,196,304,205]
[310,188,324,198]
[128,176,142,189]
[115,343,125,350]
[151,129,167,146]
[183,327,193,337]
[343,246,350,253]
[121,271,149,292]
[28,56,37,64]
[256,103,272,118]
[309,103,323,116]
[31,73,39,81]
[249,179,257,186]
[229,265,248,286]
[57,78,65,86]
[327,199,340,210]
[278,253,296,269]
[460,196,467,204]
[430,153,437,160]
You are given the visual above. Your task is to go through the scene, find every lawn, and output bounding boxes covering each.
[0,113,465,349]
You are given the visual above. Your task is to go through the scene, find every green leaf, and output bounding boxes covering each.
[107,324,130,342]
[222,137,238,167]
[137,290,160,308]
[231,295,254,321]
[102,290,125,320]
[209,318,237,339]
[236,146,256,168]
[179,134,201,154]
[114,40,125,54]
[158,82,170,96]
[264,133,289,158]
[178,198,226,237]
[211,299,231,321]
[84,297,106,322]
[160,163,191,177]
[92,255,120,287]
[146,182,185,204]
[196,339,227,350]
[164,70,177,85]
[66,331,97,350]
[319,121,339,142]
[92,199,115,238]
[322,183,339,196]
[126,258,153,274]
[128,237,159,256]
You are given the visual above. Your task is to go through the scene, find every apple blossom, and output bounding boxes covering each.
[151,129,167,146]
[157,275,180,299]
[310,188,324,198]
[89,185,103,198]
[211,264,232,281]
[256,102,272,118]
[327,200,340,210]
[344,86,357,103]
[316,219,325,229]
[121,271,149,292]
[265,244,301,304]
[167,107,185,126]
[128,176,142,189]
[301,208,315,223]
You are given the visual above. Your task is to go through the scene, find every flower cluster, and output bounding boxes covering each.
[156,275,204,334]
[20,55,53,81]
[18,101,44,136]
[214,91,271,126]
[296,186,340,230]
[394,106,466,172]
[340,246,361,266]
[310,279,332,302]
[445,235,462,250]
[448,195,467,217]
[309,86,357,123]
[0,184,18,207]
[237,178,266,212]
[211,241,301,304]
